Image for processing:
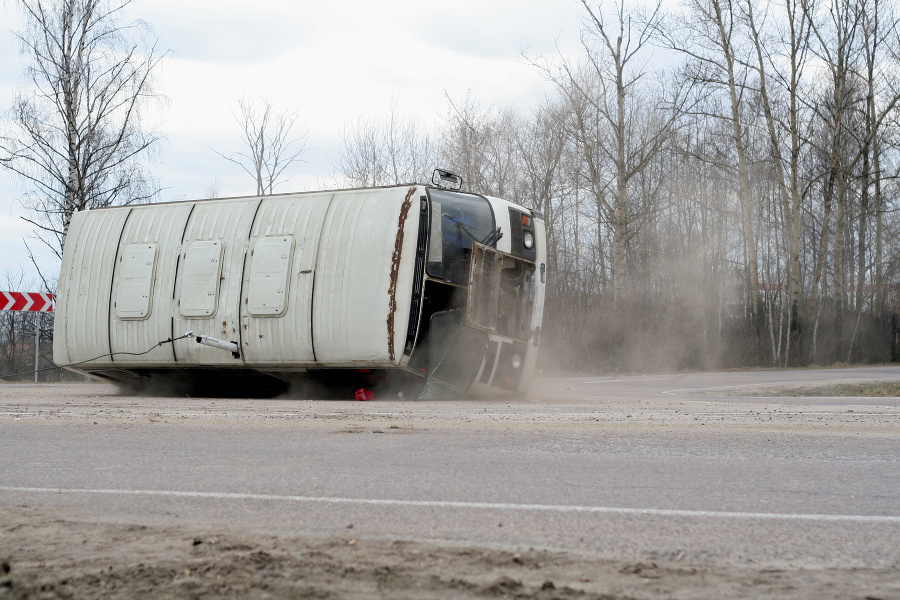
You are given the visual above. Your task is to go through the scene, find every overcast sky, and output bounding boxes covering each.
[0,0,587,284]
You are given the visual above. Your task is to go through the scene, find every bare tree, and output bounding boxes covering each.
[515,99,570,279]
[858,0,900,318]
[800,0,900,360]
[215,96,308,195]
[205,177,221,199]
[437,93,520,198]
[535,0,684,304]
[337,114,385,187]
[872,7,900,316]
[743,0,812,364]
[662,0,768,332]
[0,0,165,258]
[803,0,863,361]
[337,100,433,187]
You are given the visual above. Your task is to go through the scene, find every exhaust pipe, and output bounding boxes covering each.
[195,334,240,358]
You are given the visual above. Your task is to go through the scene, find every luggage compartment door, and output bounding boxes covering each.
[239,193,332,364]
[173,199,260,365]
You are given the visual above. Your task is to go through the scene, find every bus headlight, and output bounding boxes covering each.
[523,231,534,250]
[511,354,522,369]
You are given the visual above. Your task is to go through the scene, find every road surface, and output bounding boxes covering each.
[1,366,899,598]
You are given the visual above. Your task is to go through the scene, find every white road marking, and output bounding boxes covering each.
[2,486,899,524]
[582,379,626,384]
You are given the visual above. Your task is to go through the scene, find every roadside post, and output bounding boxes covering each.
[1,291,55,381]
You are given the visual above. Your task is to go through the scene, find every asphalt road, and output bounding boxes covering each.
[2,366,900,570]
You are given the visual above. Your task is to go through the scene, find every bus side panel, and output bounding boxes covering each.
[108,203,193,363]
[173,198,261,365]
[54,208,131,365]
[239,192,332,364]
[313,186,420,366]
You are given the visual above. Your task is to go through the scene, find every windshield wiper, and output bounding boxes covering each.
[481,227,502,246]
[443,214,503,248]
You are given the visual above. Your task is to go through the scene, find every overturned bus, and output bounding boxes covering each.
[53,179,546,398]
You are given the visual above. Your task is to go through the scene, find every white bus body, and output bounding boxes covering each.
[53,184,546,397]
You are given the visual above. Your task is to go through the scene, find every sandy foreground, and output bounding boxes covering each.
[1,378,899,599]
[2,506,899,600]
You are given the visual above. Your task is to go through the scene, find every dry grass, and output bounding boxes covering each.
[771,381,900,397]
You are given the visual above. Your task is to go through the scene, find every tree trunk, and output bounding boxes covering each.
[713,0,763,346]
[833,172,846,361]
[746,0,806,364]
[613,56,628,304]
[874,135,884,316]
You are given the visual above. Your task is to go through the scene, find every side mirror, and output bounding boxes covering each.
[432,168,463,191]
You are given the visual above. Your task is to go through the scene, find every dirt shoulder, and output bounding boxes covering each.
[749,381,900,398]
[2,507,898,600]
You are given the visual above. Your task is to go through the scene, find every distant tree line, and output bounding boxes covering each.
[336,0,900,371]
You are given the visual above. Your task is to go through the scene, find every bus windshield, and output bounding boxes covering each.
[426,189,496,284]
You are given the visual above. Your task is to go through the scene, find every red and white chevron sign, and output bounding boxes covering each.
[0,291,54,312]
